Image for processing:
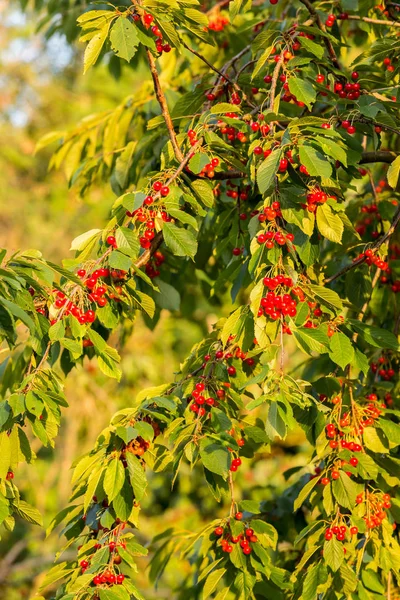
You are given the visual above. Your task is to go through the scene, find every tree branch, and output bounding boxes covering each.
[345,15,400,28]
[299,0,341,69]
[145,50,183,162]
[269,53,283,111]
[211,169,245,180]
[360,151,398,164]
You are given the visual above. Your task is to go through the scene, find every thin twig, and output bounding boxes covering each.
[269,53,283,111]
[183,42,238,89]
[299,0,341,69]
[326,204,400,284]
[346,15,400,28]
[145,50,183,162]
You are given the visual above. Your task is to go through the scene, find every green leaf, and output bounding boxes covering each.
[154,279,181,311]
[316,204,344,243]
[387,155,400,189]
[14,500,43,526]
[315,136,348,167]
[0,432,11,480]
[48,320,65,341]
[39,562,74,592]
[210,103,241,115]
[332,472,357,509]
[103,457,125,502]
[126,453,147,501]
[309,285,343,310]
[203,568,226,599]
[323,537,344,572]
[328,333,354,369]
[288,78,316,110]
[188,152,211,175]
[256,149,282,195]
[200,439,230,477]
[299,36,325,58]
[108,250,132,271]
[378,419,400,446]
[83,23,110,74]
[115,227,139,259]
[363,427,389,453]
[302,563,325,600]
[299,144,332,179]
[345,268,372,309]
[162,222,198,259]
[70,229,101,251]
[293,327,329,355]
[110,17,139,62]
[190,180,214,208]
[293,475,321,510]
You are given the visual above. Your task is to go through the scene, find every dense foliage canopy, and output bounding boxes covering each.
[2,0,400,598]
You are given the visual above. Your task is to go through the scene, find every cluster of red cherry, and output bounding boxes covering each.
[208,14,229,32]
[383,56,395,73]
[380,244,400,291]
[356,491,392,530]
[189,381,218,416]
[145,250,165,279]
[355,202,382,238]
[257,275,298,321]
[334,74,361,102]
[195,157,220,178]
[214,519,258,555]
[138,12,171,53]
[91,570,125,587]
[217,113,247,143]
[370,356,396,380]
[256,229,294,247]
[353,249,389,271]
[325,522,358,543]
[302,188,337,213]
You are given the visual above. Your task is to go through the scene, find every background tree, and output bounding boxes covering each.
[1,0,400,599]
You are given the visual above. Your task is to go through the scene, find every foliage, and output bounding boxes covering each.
[2,0,400,598]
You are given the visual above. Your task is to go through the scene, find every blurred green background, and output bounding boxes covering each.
[0,4,309,598]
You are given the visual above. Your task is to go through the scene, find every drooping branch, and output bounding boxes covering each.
[345,15,400,28]
[325,203,400,284]
[299,0,341,69]
[145,50,184,162]
[360,151,398,164]
[269,53,283,111]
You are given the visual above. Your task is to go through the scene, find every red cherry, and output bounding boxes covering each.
[85,310,96,323]
[347,125,356,134]
[351,71,359,80]
[350,526,358,535]
[279,158,288,172]
[235,512,243,520]
[106,235,116,246]
[215,526,224,536]
[116,574,125,584]
[227,366,236,376]
[77,269,86,278]
[160,186,170,197]
[153,181,162,191]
